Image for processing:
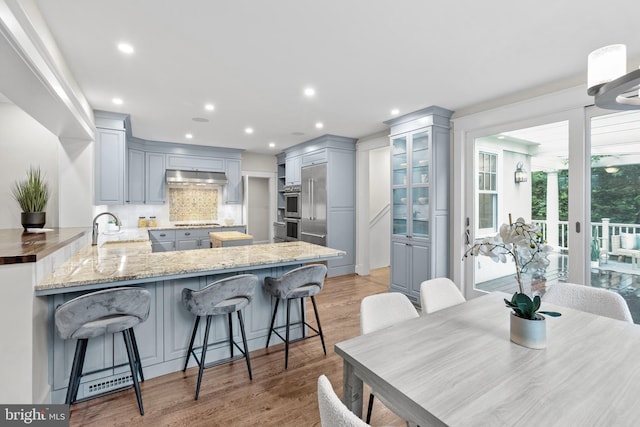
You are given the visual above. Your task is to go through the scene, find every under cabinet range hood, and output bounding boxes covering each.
[165,169,228,187]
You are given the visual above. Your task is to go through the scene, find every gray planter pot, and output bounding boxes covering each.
[21,212,46,231]
[510,312,546,349]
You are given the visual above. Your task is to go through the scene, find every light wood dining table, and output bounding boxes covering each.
[334,292,640,426]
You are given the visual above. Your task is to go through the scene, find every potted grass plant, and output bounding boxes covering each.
[12,166,49,230]
[463,214,561,349]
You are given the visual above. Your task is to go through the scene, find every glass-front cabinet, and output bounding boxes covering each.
[392,130,431,239]
[387,106,453,303]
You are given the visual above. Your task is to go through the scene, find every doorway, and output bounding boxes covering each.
[467,121,570,295]
[246,176,271,244]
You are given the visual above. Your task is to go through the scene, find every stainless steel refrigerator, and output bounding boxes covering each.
[301,163,327,246]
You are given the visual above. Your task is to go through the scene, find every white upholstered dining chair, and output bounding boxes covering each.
[542,282,633,323]
[360,292,420,424]
[419,277,466,314]
[317,375,369,427]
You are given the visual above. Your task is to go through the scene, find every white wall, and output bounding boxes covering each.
[242,151,277,173]
[369,146,390,269]
[247,177,270,242]
[0,102,60,229]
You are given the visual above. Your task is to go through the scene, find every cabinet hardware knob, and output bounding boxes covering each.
[160,233,166,237]
[185,232,191,236]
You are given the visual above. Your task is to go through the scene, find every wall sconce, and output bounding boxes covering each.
[514,162,527,183]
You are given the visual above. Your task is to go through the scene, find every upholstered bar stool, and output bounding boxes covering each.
[54,287,151,415]
[182,274,258,400]
[264,264,328,369]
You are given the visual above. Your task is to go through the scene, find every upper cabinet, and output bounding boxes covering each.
[285,155,301,185]
[224,159,242,204]
[145,152,166,204]
[95,112,127,205]
[94,111,242,206]
[385,106,454,303]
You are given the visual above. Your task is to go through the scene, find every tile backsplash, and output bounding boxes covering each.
[169,187,218,221]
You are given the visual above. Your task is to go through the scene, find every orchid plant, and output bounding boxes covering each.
[463,214,560,320]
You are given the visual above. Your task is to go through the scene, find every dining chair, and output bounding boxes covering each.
[419,277,466,314]
[317,375,370,427]
[542,282,633,323]
[360,292,419,424]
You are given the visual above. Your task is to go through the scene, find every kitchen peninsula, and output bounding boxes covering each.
[34,235,344,404]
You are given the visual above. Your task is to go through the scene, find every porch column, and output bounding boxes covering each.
[546,171,559,250]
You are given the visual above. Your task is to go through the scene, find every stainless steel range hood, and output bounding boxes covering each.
[166,169,228,187]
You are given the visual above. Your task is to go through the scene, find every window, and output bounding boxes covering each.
[478,151,497,231]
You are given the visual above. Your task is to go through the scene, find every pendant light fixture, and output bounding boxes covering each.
[587,44,640,110]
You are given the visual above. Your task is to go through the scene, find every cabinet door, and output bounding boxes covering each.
[145,152,166,204]
[225,159,242,204]
[391,136,409,237]
[410,130,430,239]
[285,155,301,184]
[95,128,125,204]
[151,241,175,252]
[391,240,410,293]
[176,238,199,251]
[410,243,430,295]
[127,149,145,204]
[166,154,224,172]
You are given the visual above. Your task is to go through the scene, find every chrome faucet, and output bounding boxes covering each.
[92,212,122,245]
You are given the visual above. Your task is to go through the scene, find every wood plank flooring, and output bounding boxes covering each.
[68,268,405,427]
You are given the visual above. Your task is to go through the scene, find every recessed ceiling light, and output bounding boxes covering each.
[391,108,400,115]
[185,133,193,139]
[112,98,123,105]
[304,87,316,97]
[315,122,324,129]
[269,142,276,148]
[497,135,505,139]
[205,104,214,111]
[245,127,254,134]
[117,43,134,54]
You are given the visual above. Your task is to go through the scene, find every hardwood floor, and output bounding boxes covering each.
[68,267,405,427]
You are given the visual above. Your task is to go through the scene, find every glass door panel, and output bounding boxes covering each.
[589,109,640,322]
[470,121,569,295]
[392,136,408,236]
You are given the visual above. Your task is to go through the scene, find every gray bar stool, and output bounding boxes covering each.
[54,287,151,415]
[182,274,258,400]
[264,264,328,369]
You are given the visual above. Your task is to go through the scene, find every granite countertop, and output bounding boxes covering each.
[0,228,90,265]
[36,240,345,294]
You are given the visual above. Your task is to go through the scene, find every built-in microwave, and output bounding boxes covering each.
[284,218,301,241]
[284,184,302,218]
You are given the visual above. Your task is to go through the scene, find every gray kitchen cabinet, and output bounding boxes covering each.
[285,155,301,185]
[128,150,166,205]
[145,152,166,204]
[151,227,247,252]
[95,126,125,205]
[127,148,145,204]
[386,106,453,303]
[149,229,176,252]
[175,228,210,250]
[224,159,242,204]
[280,135,356,277]
[301,148,327,167]
[390,239,430,302]
[166,154,224,172]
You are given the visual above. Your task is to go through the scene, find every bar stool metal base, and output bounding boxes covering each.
[65,328,145,415]
[183,311,252,400]
[265,295,326,369]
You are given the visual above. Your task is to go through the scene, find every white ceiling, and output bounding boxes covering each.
[32,0,640,154]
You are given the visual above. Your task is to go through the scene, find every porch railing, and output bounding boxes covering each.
[532,218,640,253]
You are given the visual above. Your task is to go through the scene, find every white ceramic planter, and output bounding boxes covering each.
[510,312,546,349]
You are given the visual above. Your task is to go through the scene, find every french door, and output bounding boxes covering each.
[464,110,589,298]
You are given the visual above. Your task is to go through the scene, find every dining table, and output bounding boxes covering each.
[334,292,640,426]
